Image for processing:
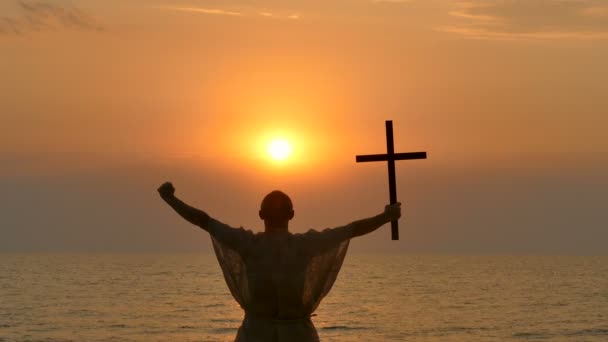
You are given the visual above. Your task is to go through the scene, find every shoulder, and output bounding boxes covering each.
[295,225,354,244]
[291,226,352,256]
[207,218,256,239]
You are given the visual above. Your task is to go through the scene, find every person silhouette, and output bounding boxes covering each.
[158,182,401,342]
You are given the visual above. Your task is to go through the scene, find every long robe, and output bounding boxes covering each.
[207,218,353,342]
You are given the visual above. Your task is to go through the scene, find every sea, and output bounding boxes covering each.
[1,254,607,342]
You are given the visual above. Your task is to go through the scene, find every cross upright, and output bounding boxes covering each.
[355,120,427,240]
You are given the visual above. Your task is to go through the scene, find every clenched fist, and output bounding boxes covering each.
[158,182,175,199]
[383,202,402,222]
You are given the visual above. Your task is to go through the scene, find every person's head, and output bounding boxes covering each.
[259,190,294,230]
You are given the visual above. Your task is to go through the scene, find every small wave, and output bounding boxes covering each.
[321,325,367,330]
[66,309,99,317]
[212,327,238,333]
[16,337,75,342]
[444,326,490,333]
[512,331,550,338]
[145,271,171,276]
[567,328,608,336]
[210,318,239,323]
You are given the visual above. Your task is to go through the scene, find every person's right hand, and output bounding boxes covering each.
[384,202,402,222]
[158,182,175,199]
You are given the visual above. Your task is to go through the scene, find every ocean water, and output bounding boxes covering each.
[1,254,607,342]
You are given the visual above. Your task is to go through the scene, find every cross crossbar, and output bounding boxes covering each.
[356,152,427,163]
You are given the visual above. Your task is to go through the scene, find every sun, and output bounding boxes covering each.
[268,139,292,161]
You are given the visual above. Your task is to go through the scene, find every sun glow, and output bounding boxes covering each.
[268,139,292,161]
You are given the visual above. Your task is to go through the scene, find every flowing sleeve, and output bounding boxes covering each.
[207,218,254,256]
[300,225,353,256]
[296,225,353,314]
[207,218,254,309]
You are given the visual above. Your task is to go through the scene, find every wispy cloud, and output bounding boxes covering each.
[155,6,243,17]
[370,0,412,3]
[155,5,300,20]
[439,0,608,40]
[0,0,102,35]
[580,5,608,17]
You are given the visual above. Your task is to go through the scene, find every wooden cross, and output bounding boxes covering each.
[355,120,427,240]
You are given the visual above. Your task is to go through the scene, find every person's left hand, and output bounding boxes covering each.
[384,202,402,221]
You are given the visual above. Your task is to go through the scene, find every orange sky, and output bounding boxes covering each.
[1,0,607,254]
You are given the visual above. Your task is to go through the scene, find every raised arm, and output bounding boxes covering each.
[351,202,402,238]
[158,182,210,230]
[300,202,403,256]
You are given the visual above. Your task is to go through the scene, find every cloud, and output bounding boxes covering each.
[370,0,412,3]
[440,0,608,40]
[0,1,103,35]
[155,5,300,20]
[581,5,608,17]
[156,6,243,17]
